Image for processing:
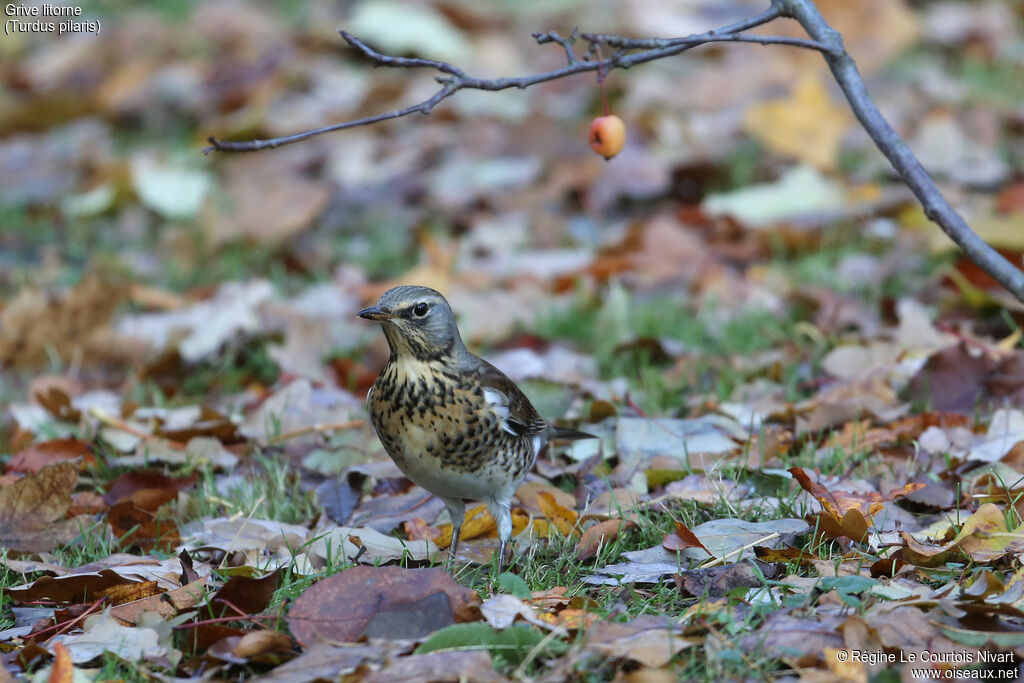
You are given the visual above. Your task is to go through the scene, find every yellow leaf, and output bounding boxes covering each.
[537,491,578,536]
[510,508,531,537]
[743,74,851,171]
[434,504,495,548]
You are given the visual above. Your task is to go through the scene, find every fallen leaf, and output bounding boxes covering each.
[107,501,181,552]
[363,650,507,683]
[584,615,692,668]
[286,566,479,646]
[253,642,406,683]
[48,641,73,683]
[743,75,852,171]
[208,569,280,618]
[0,461,84,553]
[790,467,924,542]
[7,439,93,474]
[662,521,710,554]
[415,623,562,667]
[536,491,578,537]
[207,629,294,664]
[577,520,636,561]
[309,525,438,564]
[901,503,1024,567]
[435,504,496,548]
[109,578,207,626]
[51,609,165,664]
[0,276,128,369]
[104,469,198,510]
[479,594,560,632]
[739,611,843,666]
[674,559,777,598]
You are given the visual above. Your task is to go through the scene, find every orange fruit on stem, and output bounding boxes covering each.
[589,115,625,160]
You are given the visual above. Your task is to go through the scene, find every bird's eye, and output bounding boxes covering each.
[413,302,429,317]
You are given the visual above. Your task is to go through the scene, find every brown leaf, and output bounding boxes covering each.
[363,650,507,683]
[68,491,107,516]
[662,521,710,553]
[753,545,818,566]
[584,615,692,668]
[577,520,636,561]
[206,629,294,664]
[103,469,198,511]
[0,461,82,552]
[203,154,330,247]
[674,560,777,598]
[739,611,844,666]
[790,467,925,542]
[287,566,480,647]
[8,439,94,474]
[209,569,281,618]
[33,385,80,423]
[0,276,129,369]
[98,580,162,605]
[527,587,571,609]
[231,630,293,659]
[905,344,993,412]
[404,518,442,543]
[253,642,407,683]
[107,501,181,552]
[6,569,145,604]
[901,503,1024,567]
[109,578,207,626]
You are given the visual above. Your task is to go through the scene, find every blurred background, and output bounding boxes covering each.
[0,0,1022,417]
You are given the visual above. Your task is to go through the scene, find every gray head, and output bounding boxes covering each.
[357,285,468,362]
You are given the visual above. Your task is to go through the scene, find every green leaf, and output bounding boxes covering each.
[415,623,563,666]
[819,576,877,596]
[496,572,531,600]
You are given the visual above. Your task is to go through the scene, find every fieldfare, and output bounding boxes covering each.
[358,285,594,573]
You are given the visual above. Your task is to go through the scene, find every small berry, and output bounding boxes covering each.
[589,115,625,160]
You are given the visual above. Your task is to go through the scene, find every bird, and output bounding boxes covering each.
[357,285,595,574]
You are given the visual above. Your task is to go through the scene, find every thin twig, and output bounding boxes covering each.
[33,598,106,643]
[266,419,365,445]
[698,531,780,569]
[205,5,833,154]
[89,407,187,451]
[174,614,279,630]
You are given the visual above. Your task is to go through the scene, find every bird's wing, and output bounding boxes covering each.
[474,360,547,438]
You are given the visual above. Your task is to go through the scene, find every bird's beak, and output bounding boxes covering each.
[357,305,395,321]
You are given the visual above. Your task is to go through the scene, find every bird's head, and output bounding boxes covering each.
[357,285,466,362]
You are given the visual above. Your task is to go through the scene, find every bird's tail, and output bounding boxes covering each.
[549,425,598,441]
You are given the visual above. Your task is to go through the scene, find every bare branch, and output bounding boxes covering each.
[771,0,1024,302]
[340,30,465,78]
[581,33,836,53]
[204,4,837,154]
[532,28,580,66]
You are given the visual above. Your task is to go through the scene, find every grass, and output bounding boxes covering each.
[186,453,320,524]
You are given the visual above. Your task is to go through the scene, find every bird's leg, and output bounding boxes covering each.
[448,523,462,572]
[489,499,513,576]
[496,538,507,576]
[441,497,466,572]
